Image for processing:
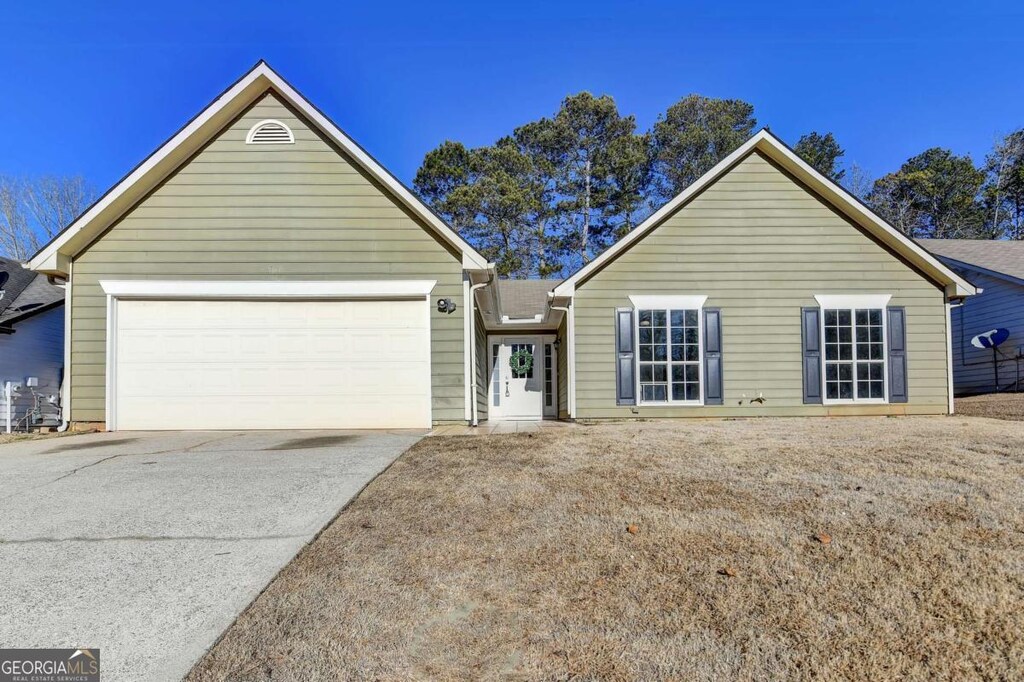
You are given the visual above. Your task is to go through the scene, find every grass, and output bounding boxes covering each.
[956,393,1024,421]
[0,429,94,446]
[188,417,1024,681]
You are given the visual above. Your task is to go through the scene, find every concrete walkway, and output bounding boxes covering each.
[0,430,420,681]
[427,420,577,436]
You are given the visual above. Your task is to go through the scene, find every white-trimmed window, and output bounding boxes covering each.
[815,295,890,403]
[629,295,706,405]
[246,119,295,145]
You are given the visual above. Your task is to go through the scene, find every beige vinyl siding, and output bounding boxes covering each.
[474,307,489,420]
[947,268,1024,395]
[573,151,950,418]
[69,91,466,424]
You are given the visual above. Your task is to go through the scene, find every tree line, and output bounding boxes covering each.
[414,93,1024,277]
[1,101,1020,268]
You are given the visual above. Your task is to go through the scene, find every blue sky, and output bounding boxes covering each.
[1,1,1021,194]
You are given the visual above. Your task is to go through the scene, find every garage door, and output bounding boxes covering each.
[112,299,430,430]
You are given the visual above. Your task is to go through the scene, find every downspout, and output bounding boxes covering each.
[468,278,491,427]
[549,298,574,419]
[57,261,71,432]
[946,297,964,416]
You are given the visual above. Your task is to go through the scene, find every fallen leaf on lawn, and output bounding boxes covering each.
[626,524,639,534]
[815,532,832,545]
[718,567,737,577]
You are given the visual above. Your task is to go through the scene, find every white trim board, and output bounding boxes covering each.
[98,279,437,299]
[628,295,708,310]
[28,61,489,274]
[552,129,976,300]
[813,294,892,310]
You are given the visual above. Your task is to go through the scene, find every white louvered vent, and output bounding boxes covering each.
[245,119,295,145]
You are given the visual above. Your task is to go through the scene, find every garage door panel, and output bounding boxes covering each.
[113,299,430,429]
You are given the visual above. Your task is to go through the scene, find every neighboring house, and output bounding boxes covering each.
[918,239,1024,395]
[28,62,977,431]
[0,256,65,429]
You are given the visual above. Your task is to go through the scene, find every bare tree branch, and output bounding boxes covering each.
[0,176,34,260]
[0,174,95,260]
[23,175,94,241]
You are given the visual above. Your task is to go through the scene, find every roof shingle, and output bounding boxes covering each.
[918,239,1024,283]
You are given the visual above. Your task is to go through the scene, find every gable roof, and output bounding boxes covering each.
[27,61,489,274]
[552,129,976,300]
[918,239,1024,287]
[0,257,63,331]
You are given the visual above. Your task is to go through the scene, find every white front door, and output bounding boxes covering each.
[490,336,557,420]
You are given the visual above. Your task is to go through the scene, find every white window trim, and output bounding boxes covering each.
[632,296,707,407]
[819,302,889,405]
[101,279,436,431]
[245,119,295,144]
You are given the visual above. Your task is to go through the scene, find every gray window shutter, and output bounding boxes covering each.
[615,308,636,406]
[703,308,723,405]
[801,307,822,404]
[887,306,908,403]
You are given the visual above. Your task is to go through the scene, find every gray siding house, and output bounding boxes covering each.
[28,63,977,430]
[919,240,1024,395]
[0,257,65,429]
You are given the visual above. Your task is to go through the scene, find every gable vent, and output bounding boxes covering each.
[245,119,295,145]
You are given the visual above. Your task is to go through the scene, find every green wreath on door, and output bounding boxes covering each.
[509,348,534,377]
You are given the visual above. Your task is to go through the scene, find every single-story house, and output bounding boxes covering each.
[0,256,65,429]
[28,62,977,431]
[919,239,1024,395]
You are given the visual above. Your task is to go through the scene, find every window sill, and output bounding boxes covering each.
[638,401,704,408]
[823,399,889,406]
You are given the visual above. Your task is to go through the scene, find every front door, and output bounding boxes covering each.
[490,336,556,420]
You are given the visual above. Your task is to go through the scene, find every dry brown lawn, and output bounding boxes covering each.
[0,430,81,446]
[956,393,1024,421]
[189,417,1024,681]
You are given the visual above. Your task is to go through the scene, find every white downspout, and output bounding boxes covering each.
[58,260,72,432]
[468,279,490,427]
[4,381,12,434]
[945,299,959,415]
[549,299,575,419]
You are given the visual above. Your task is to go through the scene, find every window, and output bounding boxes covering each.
[510,343,534,379]
[823,308,885,401]
[637,308,700,403]
[245,119,295,145]
[543,343,553,408]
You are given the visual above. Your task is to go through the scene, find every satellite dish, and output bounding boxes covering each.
[971,328,1010,349]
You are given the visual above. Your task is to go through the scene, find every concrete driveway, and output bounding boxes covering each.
[0,430,420,681]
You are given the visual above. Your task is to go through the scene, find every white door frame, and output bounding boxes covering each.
[100,279,436,431]
[487,333,558,421]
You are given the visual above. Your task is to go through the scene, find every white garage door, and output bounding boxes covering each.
[112,299,430,430]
